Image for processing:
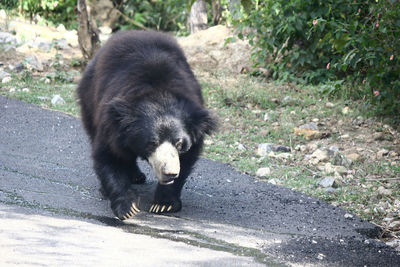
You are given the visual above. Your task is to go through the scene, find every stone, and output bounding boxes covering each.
[310,149,329,164]
[268,179,277,185]
[346,153,361,162]
[256,167,271,177]
[263,113,270,121]
[318,177,336,188]
[344,213,353,219]
[377,149,389,159]
[54,38,70,50]
[257,143,274,156]
[378,186,393,196]
[325,102,335,108]
[237,144,245,151]
[325,187,337,194]
[0,32,17,46]
[0,70,10,80]
[340,134,350,139]
[25,56,44,72]
[388,221,400,231]
[342,106,352,115]
[21,88,30,93]
[2,76,12,84]
[274,145,291,153]
[282,96,293,103]
[57,24,66,32]
[51,95,66,106]
[298,122,318,131]
[9,87,16,93]
[324,163,347,175]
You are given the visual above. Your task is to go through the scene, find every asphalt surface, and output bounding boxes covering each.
[0,95,399,266]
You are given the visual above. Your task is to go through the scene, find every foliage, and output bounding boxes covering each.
[234,0,400,116]
[16,0,77,28]
[118,0,190,33]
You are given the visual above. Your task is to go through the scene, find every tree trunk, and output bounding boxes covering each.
[211,0,221,25]
[189,0,208,34]
[77,0,100,61]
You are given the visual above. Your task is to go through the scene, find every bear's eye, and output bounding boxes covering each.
[175,139,183,151]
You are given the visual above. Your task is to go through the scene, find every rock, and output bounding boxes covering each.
[37,96,50,101]
[378,186,393,196]
[344,213,353,219]
[237,144,245,151]
[388,221,400,231]
[325,102,335,108]
[51,95,66,106]
[257,143,274,156]
[263,113,270,121]
[346,153,361,162]
[312,118,319,123]
[256,167,271,177]
[268,151,291,159]
[99,26,112,34]
[9,87,16,93]
[57,24,66,32]
[342,106,352,115]
[28,37,52,51]
[386,239,400,250]
[309,149,329,164]
[9,63,24,72]
[54,38,70,50]
[0,70,10,80]
[25,56,44,72]
[318,177,337,188]
[2,76,12,84]
[268,179,277,185]
[340,134,350,139]
[332,153,352,168]
[324,163,347,175]
[325,187,337,194]
[274,145,291,153]
[327,146,339,157]
[299,122,318,131]
[21,88,30,93]
[294,127,329,140]
[257,143,291,156]
[377,149,389,159]
[282,96,294,104]
[0,32,17,47]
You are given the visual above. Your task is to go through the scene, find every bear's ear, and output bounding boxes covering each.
[190,109,218,141]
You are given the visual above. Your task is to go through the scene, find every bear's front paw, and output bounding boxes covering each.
[149,198,181,214]
[111,191,140,220]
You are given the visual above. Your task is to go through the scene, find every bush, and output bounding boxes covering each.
[118,0,190,34]
[17,0,77,29]
[234,0,400,115]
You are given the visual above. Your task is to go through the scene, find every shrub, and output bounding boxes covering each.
[234,0,400,115]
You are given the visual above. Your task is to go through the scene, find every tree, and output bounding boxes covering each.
[77,0,100,61]
[189,0,208,34]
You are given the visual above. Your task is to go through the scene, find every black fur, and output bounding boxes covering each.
[77,30,216,219]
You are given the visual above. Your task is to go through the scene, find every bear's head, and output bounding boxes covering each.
[105,94,217,185]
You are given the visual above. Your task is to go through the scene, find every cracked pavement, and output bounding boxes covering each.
[0,96,399,266]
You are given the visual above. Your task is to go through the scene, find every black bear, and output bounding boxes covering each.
[77,30,217,220]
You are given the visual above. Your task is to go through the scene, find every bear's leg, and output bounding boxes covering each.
[149,144,201,214]
[93,148,140,220]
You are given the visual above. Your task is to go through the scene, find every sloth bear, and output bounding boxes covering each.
[77,30,217,220]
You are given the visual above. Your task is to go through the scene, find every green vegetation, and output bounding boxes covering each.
[234,0,400,117]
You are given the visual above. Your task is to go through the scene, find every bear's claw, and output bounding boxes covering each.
[149,204,173,214]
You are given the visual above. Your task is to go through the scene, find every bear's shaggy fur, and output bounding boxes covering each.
[77,30,216,220]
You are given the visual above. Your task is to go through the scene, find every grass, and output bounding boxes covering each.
[1,60,399,241]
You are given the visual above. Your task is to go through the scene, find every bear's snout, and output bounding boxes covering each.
[148,141,180,185]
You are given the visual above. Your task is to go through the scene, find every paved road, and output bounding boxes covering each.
[0,96,399,266]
